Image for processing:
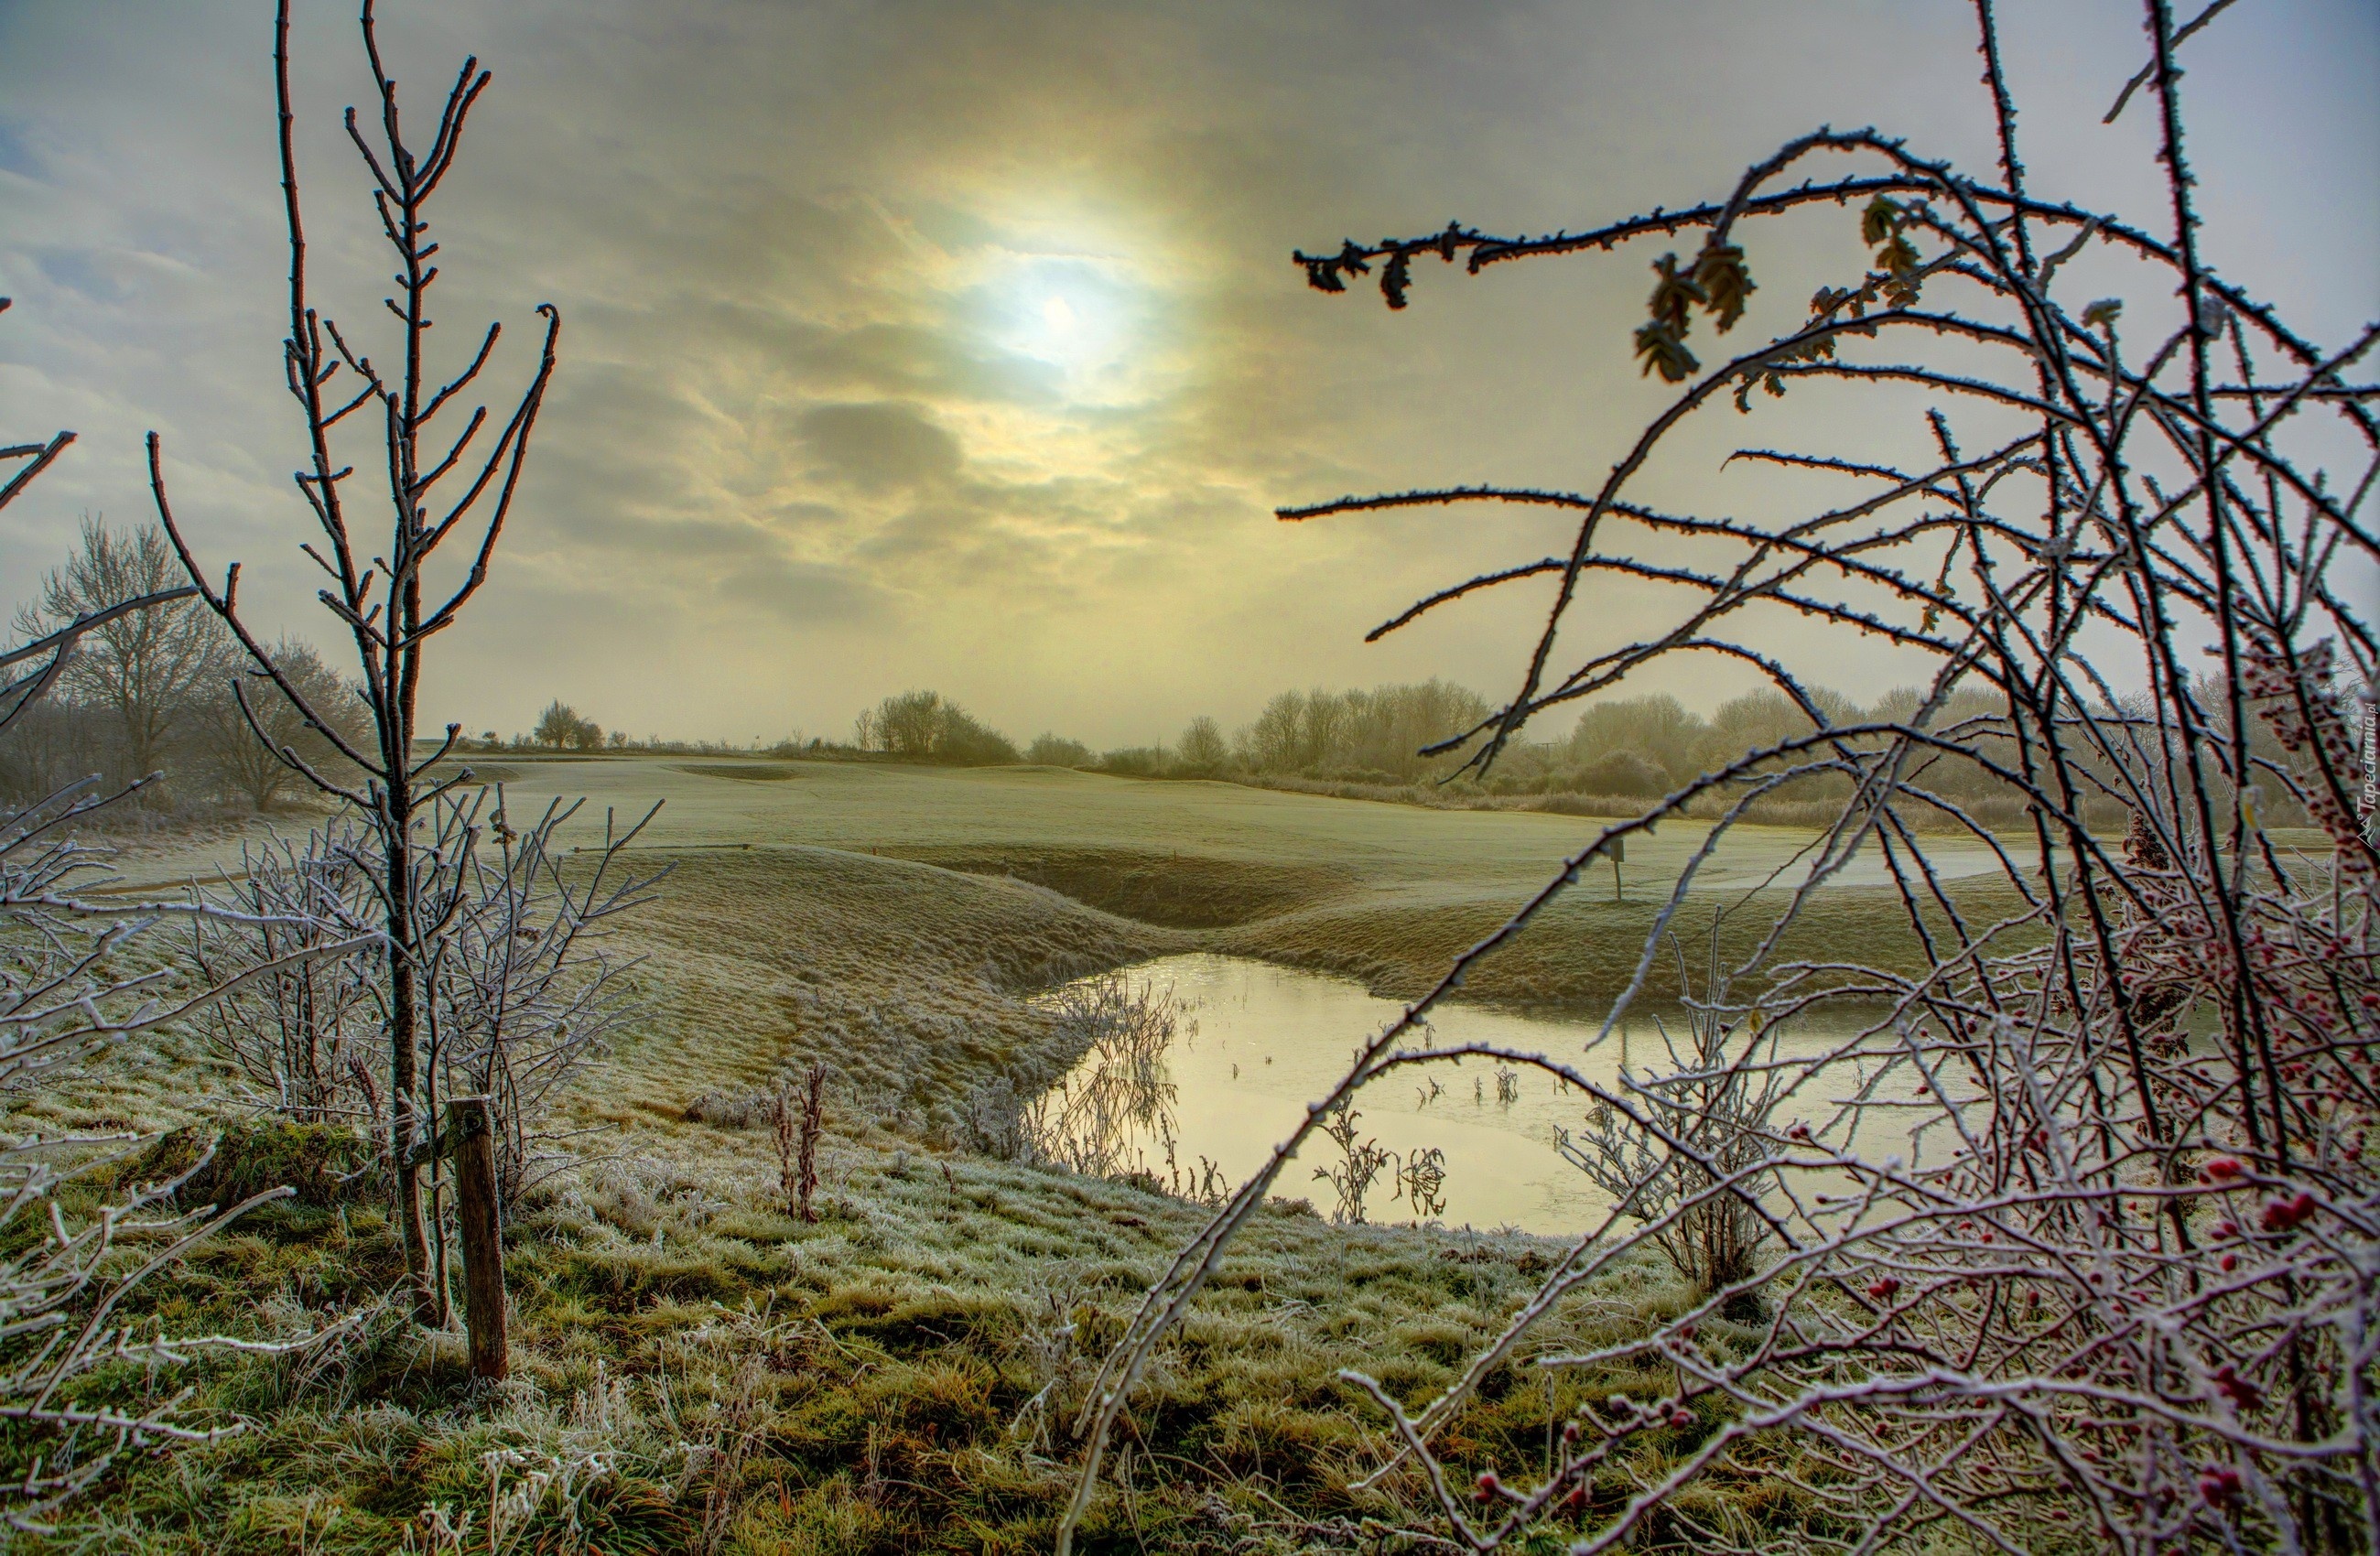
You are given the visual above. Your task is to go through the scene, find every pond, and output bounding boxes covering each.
[1036,953,1928,1237]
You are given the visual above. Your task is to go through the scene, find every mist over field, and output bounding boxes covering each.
[0,2,2375,1551]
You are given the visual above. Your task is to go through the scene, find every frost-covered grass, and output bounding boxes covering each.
[115,757,2038,1005]
[11,774,2091,1549]
[45,1141,1752,1554]
[14,844,1793,1552]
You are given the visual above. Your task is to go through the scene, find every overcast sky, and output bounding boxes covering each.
[2,0,2374,748]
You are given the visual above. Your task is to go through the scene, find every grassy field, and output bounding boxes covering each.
[20,758,2049,1551]
[515,755,2029,1005]
[122,755,2028,1006]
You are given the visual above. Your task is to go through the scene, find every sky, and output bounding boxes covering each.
[2,0,2374,750]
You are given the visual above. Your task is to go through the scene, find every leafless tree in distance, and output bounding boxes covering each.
[12,519,236,797]
[195,637,368,810]
[1,324,200,746]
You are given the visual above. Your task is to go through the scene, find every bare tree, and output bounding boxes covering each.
[532,698,580,751]
[1,318,196,741]
[1062,4,2380,1551]
[0,780,372,1530]
[149,0,564,1316]
[1174,715,1228,773]
[185,824,384,1123]
[195,638,366,810]
[1231,681,1490,781]
[857,688,1020,764]
[1024,732,1094,767]
[11,517,233,789]
[420,789,659,1213]
[1555,939,1787,1313]
[187,786,660,1242]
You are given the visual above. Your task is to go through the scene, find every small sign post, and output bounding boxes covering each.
[448,1095,507,1382]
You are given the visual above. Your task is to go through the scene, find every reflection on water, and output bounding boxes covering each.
[1037,953,1909,1236]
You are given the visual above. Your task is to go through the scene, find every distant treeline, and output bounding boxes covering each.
[6,509,2293,844]
[453,700,829,760]
[852,678,1888,795]
[429,673,2317,840]
[439,673,2317,841]
[829,677,2310,836]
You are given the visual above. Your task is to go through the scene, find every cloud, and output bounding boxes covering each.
[1,0,2371,744]
[717,552,886,625]
[796,401,964,492]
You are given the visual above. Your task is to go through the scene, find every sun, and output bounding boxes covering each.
[1032,293,1098,370]
[990,255,1135,385]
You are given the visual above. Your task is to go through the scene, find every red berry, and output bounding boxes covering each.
[2260,1192,2318,1233]
[2211,1366,2264,1412]
[1867,1278,1900,1301]
[2220,1253,2237,1271]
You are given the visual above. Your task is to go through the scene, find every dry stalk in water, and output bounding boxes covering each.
[1017,974,1185,1179]
[1313,1099,1393,1226]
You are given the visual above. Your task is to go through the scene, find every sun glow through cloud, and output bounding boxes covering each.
[983,246,1146,397]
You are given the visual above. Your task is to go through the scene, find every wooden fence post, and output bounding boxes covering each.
[448,1095,507,1382]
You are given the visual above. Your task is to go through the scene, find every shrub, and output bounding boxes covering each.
[1024,733,1094,767]
[135,1119,379,1211]
[1064,10,2380,1551]
[853,690,1019,764]
[1571,750,1667,797]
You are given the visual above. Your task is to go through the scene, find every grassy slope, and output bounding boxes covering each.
[536,758,2030,1004]
[586,847,1190,1138]
[28,761,2028,1551]
[118,756,2034,1006]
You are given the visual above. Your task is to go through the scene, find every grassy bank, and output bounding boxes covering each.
[58,1132,1774,1554]
[23,761,2047,1549]
[24,844,1779,1554]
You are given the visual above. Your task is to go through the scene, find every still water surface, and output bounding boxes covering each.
[1044,953,1907,1237]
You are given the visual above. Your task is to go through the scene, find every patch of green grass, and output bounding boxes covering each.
[42,1132,1726,1553]
[132,1118,381,1210]
[1220,873,2039,1003]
